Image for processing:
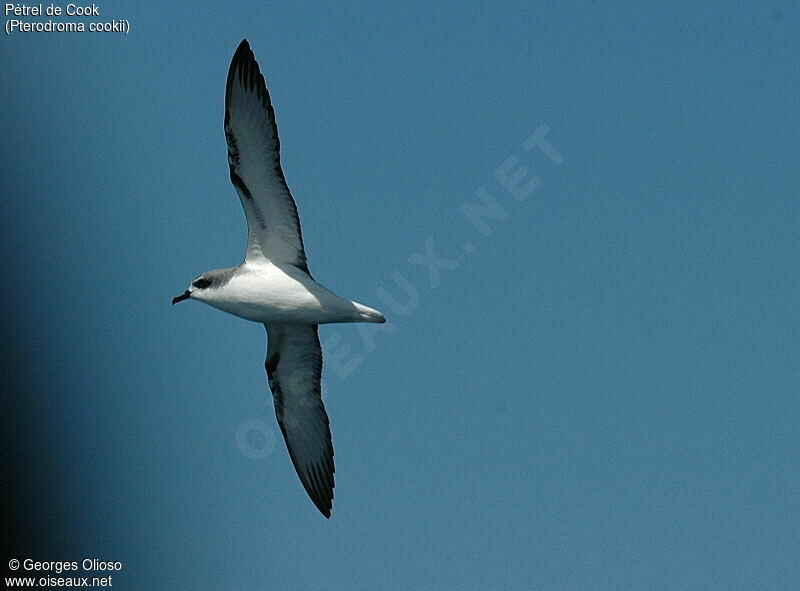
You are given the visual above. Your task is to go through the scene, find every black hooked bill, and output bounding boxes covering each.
[172,290,191,305]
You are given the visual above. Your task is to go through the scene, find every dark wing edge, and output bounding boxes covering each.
[265,324,334,517]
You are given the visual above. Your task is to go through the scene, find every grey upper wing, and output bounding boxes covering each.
[226,39,310,272]
[265,323,334,517]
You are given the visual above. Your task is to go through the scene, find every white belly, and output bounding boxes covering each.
[200,263,372,325]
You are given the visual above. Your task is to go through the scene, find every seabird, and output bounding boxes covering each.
[173,39,386,518]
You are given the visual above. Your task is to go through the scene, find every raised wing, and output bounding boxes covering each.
[265,324,335,517]
[226,39,309,272]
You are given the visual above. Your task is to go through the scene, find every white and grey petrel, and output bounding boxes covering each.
[172,39,386,518]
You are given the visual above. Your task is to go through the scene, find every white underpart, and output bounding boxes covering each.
[193,261,385,325]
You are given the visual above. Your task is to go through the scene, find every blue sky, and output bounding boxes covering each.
[2,2,798,589]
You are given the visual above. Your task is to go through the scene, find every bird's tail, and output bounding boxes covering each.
[353,302,386,323]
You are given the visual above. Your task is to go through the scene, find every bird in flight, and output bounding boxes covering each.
[173,39,385,518]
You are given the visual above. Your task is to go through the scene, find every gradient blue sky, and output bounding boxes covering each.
[2,2,799,589]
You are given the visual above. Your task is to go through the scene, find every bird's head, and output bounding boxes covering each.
[172,271,223,305]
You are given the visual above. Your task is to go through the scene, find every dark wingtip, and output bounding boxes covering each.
[226,38,265,110]
[310,487,333,518]
[230,39,253,72]
[235,38,250,54]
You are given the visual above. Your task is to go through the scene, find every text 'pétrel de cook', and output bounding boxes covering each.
[5,3,100,16]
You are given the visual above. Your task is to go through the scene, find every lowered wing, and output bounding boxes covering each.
[265,323,335,517]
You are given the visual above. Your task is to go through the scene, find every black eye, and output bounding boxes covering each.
[192,277,212,289]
